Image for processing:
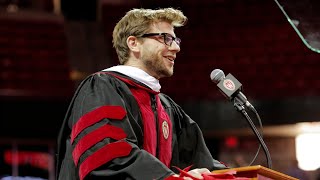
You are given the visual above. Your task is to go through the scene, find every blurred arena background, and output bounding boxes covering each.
[1,0,320,179]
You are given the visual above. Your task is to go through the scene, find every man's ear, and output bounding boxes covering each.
[127,36,140,53]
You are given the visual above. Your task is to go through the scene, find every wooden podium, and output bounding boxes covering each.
[212,165,299,180]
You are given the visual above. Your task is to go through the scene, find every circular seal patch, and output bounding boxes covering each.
[223,79,235,91]
[162,121,169,140]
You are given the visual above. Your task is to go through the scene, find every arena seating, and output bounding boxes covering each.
[0,14,74,99]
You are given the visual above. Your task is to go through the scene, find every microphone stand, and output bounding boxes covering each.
[233,97,273,169]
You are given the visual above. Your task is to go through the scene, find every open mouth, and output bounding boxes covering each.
[164,56,175,62]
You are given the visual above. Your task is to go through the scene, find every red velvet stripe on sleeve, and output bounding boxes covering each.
[71,105,126,143]
[79,141,132,180]
[72,124,127,166]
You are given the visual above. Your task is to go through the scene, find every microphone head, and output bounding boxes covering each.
[210,69,225,84]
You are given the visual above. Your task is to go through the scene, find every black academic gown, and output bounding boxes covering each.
[56,71,226,180]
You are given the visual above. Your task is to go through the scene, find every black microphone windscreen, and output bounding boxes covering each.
[210,69,225,84]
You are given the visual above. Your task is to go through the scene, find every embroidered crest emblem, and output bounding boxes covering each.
[162,121,169,140]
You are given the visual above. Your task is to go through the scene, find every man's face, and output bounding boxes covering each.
[139,21,181,79]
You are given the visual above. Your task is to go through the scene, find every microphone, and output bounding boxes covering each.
[210,69,253,109]
[210,69,273,169]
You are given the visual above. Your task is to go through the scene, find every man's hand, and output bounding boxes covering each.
[171,168,211,180]
[186,168,211,179]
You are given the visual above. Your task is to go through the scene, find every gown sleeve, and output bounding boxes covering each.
[57,73,174,180]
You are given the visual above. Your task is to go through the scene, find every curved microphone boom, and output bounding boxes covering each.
[210,69,272,169]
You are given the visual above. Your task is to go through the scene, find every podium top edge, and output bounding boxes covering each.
[212,165,299,180]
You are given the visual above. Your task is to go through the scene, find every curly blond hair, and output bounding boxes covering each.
[112,8,187,64]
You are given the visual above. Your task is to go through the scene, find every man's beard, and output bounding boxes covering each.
[142,53,174,78]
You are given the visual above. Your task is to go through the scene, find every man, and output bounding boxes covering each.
[56,8,226,180]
